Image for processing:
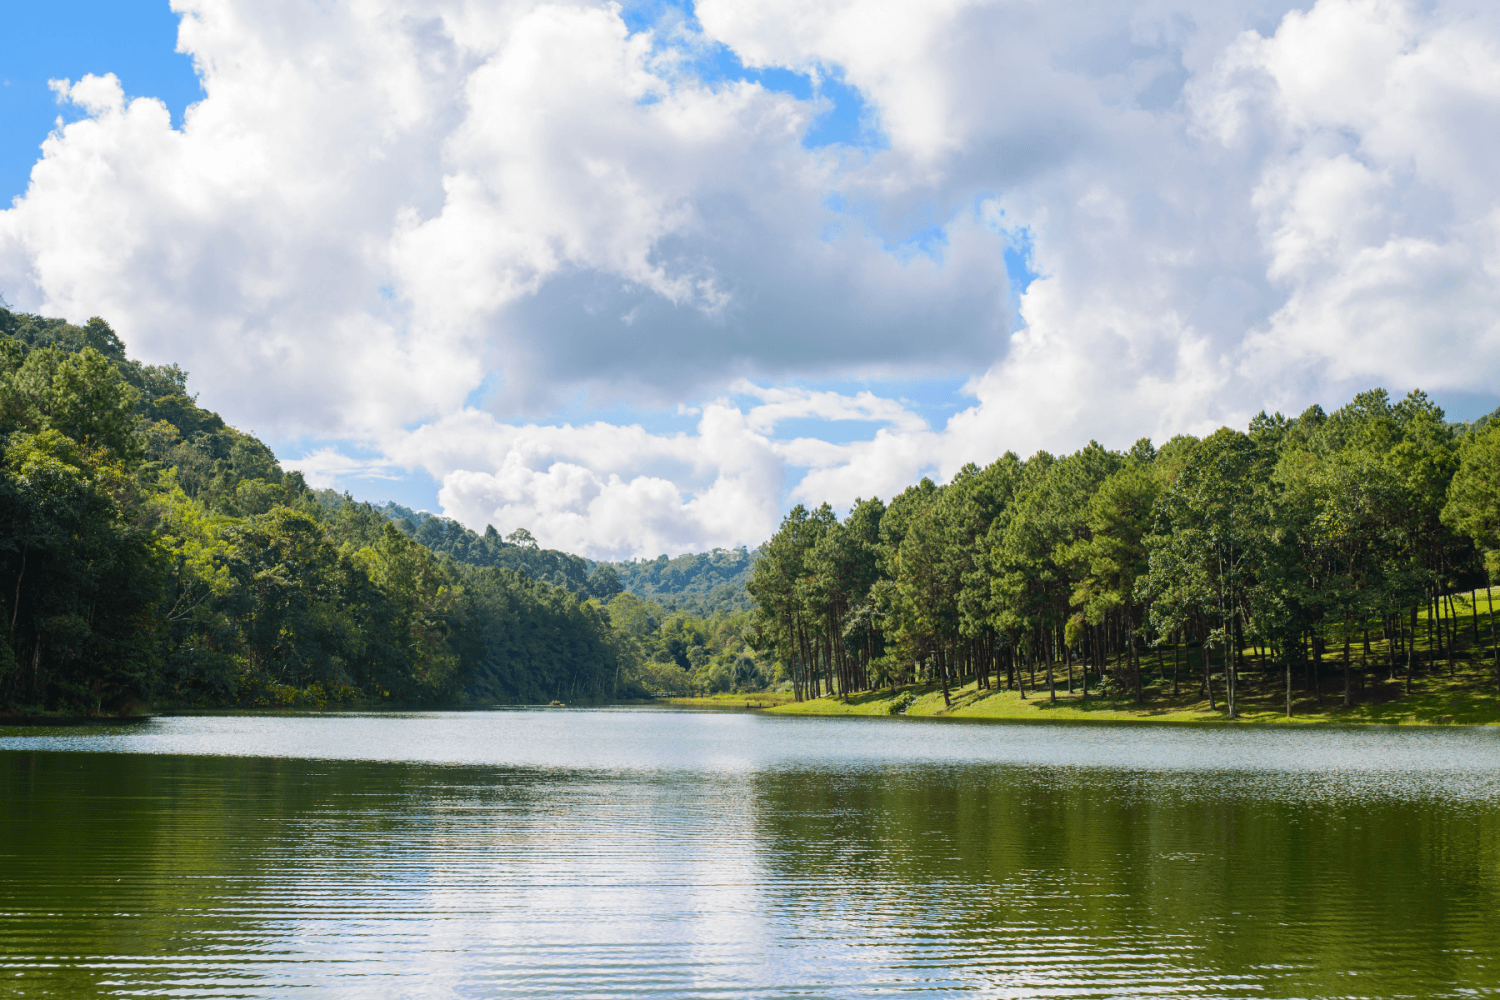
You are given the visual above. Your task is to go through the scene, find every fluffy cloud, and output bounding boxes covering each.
[0,0,1013,433]
[3,0,1499,557]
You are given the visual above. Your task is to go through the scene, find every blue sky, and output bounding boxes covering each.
[4,0,1500,556]
[2,1,201,207]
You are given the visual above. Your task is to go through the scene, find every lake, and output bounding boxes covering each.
[2,709,1498,998]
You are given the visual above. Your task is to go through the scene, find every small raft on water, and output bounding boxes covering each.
[548,700,565,707]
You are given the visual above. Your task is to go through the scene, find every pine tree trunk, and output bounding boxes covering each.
[1447,592,1458,676]
[1082,636,1089,700]
[1472,588,1481,647]
[1411,604,1421,676]
[1133,631,1143,703]
[1489,583,1499,695]
[1046,631,1056,702]
[1350,638,1362,707]
[1406,607,1415,696]
[1066,637,1074,695]
[1203,640,1215,711]
[9,543,26,643]
[1312,634,1322,705]
[1224,630,1235,718]
[1304,632,1313,701]
[1285,643,1292,718]
[1385,614,1396,680]
[1428,593,1439,670]
[1172,633,1180,697]
[939,646,951,706]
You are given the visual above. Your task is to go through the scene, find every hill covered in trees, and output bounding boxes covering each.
[749,390,1500,718]
[609,548,757,614]
[0,306,772,715]
[354,508,771,693]
[364,501,757,615]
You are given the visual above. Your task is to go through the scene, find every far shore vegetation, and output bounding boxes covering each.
[6,304,1500,730]
[0,306,774,718]
[743,388,1500,727]
[672,590,1500,726]
[767,599,1500,727]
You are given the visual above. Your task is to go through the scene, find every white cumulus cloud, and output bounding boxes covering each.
[3,0,1499,557]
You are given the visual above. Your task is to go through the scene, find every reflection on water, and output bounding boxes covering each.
[1,712,1498,998]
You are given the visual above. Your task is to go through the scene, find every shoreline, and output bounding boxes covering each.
[7,680,1498,727]
[755,674,1500,727]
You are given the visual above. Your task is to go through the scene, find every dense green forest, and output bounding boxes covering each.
[17,303,1499,721]
[749,390,1500,717]
[0,308,766,715]
[370,502,617,598]
[609,548,756,614]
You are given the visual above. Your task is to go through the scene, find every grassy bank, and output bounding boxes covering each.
[768,669,1500,725]
[767,590,1500,726]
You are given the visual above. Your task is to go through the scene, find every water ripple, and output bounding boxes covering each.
[1,711,1497,998]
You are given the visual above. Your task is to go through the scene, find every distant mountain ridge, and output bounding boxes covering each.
[609,549,756,615]
[364,500,758,614]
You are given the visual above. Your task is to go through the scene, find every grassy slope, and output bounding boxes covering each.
[769,590,1500,726]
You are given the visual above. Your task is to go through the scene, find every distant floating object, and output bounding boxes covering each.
[549,700,564,707]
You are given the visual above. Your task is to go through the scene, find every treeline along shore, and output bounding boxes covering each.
[7,304,1500,724]
[746,389,1500,721]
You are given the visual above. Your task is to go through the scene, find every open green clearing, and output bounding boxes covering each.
[770,670,1500,725]
[769,589,1500,726]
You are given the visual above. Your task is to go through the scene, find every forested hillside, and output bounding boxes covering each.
[0,308,667,714]
[372,504,756,614]
[377,506,619,598]
[750,390,1500,717]
[610,548,757,614]
[364,510,773,692]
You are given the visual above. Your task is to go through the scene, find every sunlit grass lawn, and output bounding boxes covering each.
[769,589,1500,726]
[770,671,1500,725]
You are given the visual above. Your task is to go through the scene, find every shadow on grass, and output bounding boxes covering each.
[775,663,1500,726]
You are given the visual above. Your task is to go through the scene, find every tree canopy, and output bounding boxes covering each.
[747,389,1500,715]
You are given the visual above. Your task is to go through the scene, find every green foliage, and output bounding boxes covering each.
[750,386,1496,715]
[385,506,755,615]
[607,548,757,614]
[458,564,614,703]
[0,428,163,712]
[1444,420,1500,572]
[0,305,776,714]
[599,590,776,697]
[10,300,1496,720]
[385,512,601,595]
[0,308,489,714]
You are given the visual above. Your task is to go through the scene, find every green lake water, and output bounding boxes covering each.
[1,710,1498,998]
